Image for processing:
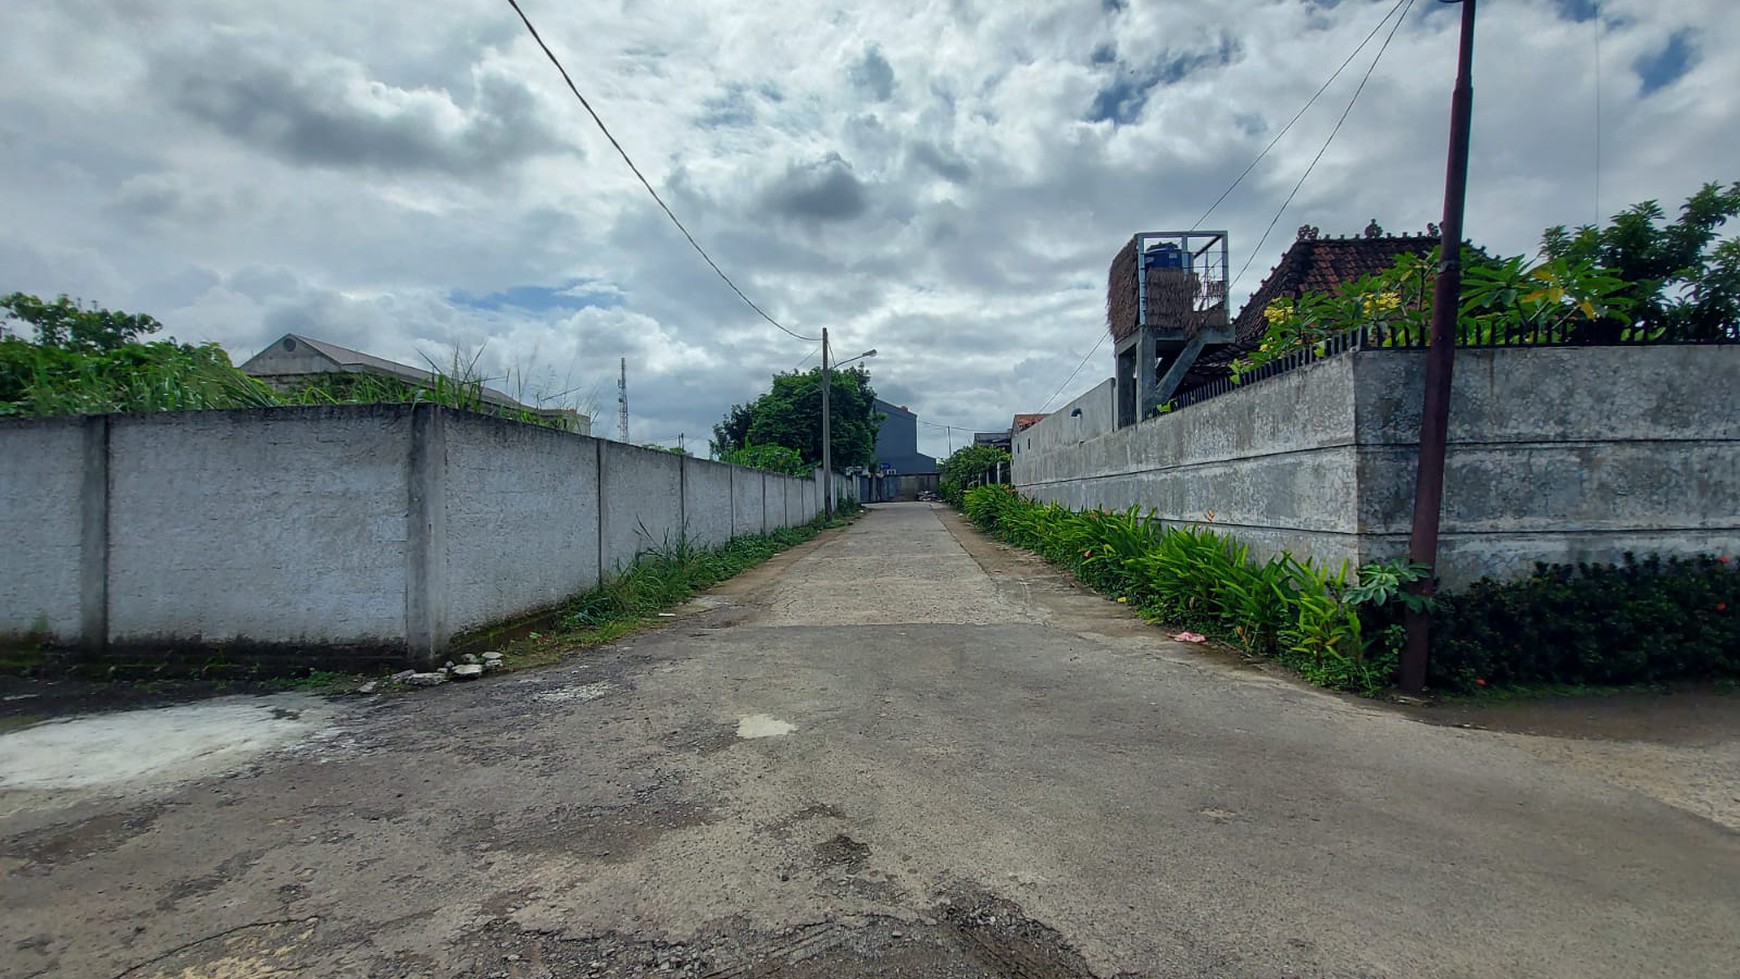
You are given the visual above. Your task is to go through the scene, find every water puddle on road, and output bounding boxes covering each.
[737,714,795,738]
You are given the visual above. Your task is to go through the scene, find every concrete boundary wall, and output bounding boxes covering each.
[0,405,826,668]
[0,417,91,642]
[1015,359,1363,571]
[733,469,766,537]
[682,457,738,550]
[1013,345,1740,586]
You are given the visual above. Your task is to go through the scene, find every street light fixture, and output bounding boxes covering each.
[821,330,877,519]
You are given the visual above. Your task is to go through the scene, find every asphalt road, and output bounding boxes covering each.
[3,502,1737,978]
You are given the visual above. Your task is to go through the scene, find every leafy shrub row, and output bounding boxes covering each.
[1413,555,1740,690]
[962,486,1739,695]
[962,485,1417,694]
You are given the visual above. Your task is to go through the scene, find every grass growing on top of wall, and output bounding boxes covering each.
[961,485,1740,696]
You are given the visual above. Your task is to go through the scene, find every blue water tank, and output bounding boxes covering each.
[1143,242,1185,270]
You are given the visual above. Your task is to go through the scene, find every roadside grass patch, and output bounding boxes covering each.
[499,501,864,671]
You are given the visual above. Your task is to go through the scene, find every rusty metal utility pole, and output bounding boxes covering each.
[1402,0,1477,695]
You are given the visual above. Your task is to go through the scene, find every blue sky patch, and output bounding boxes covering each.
[450,281,622,314]
[1088,75,1154,125]
[1088,34,1236,125]
[1635,30,1697,96]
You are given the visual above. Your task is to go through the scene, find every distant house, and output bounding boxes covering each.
[871,398,937,473]
[1177,223,1439,395]
[241,333,590,434]
[974,413,1046,453]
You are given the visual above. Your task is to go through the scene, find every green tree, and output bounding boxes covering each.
[1541,180,1740,341]
[1,292,279,416]
[938,444,1012,506]
[712,365,879,470]
[1,292,165,350]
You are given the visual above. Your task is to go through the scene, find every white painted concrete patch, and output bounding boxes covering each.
[0,694,337,814]
[736,714,795,738]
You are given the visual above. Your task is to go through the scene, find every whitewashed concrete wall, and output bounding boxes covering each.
[440,410,601,642]
[682,456,737,550]
[105,407,414,647]
[0,418,88,641]
[0,404,825,667]
[733,468,767,537]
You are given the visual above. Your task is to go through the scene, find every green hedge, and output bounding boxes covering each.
[961,485,1739,695]
[962,485,1413,694]
[1418,555,1739,691]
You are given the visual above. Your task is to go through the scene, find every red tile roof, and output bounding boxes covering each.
[1231,225,1438,341]
[1176,224,1440,393]
[1012,413,1048,432]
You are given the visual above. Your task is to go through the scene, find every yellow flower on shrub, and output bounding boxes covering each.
[1360,291,1402,317]
[1262,300,1291,325]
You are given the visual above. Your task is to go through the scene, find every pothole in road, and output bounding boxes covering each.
[491,799,717,861]
[812,832,871,871]
[451,885,1101,978]
[736,714,795,738]
[0,803,166,865]
[537,681,615,704]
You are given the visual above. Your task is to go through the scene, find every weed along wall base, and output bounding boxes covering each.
[0,403,831,673]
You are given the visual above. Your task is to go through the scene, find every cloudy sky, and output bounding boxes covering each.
[2,0,1732,458]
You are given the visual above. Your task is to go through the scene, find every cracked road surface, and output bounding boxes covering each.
[4,502,1738,978]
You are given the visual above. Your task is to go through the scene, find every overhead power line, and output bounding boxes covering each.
[916,418,973,433]
[1032,0,1414,422]
[1193,0,1414,230]
[1230,0,1417,294]
[1037,335,1108,414]
[504,0,819,343]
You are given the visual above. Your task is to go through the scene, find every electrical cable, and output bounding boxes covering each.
[1229,0,1417,295]
[1031,0,1410,423]
[1037,334,1108,413]
[1192,0,1413,230]
[504,0,820,343]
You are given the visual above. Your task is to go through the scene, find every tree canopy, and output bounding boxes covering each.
[1541,180,1740,341]
[1,292,164,350]
[1,292,279,416]
[712,365,879,471]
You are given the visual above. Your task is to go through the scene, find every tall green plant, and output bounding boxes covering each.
[939,444,1012,506]
[1231,248,1635,380]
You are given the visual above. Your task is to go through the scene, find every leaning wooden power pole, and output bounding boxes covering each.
[1402,0,1478,695]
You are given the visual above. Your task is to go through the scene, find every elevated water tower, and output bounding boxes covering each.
[1107,231,1231,426]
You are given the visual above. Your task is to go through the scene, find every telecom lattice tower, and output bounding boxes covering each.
[617,357,629,443]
